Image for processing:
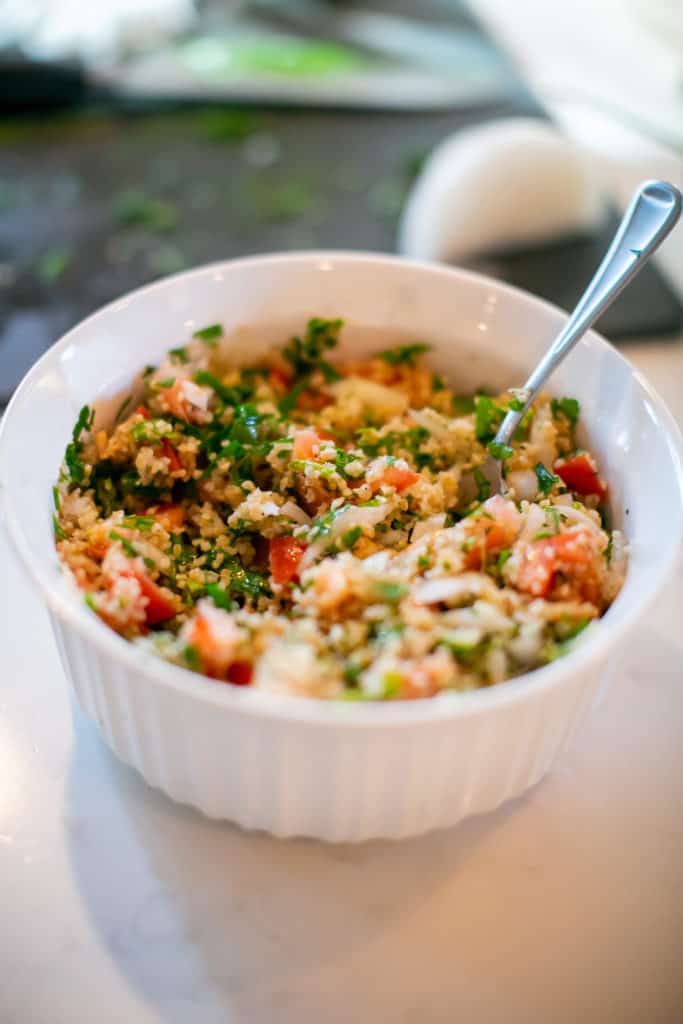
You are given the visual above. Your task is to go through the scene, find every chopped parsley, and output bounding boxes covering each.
[193,323,223,345]
[551,397,580,426]
[225,562,271,601]
[108,530,138,559]
[282,317,342,379]
[64,405,94,485]
[474,395,504,443]
[194,369,249,406]
[122,515,155,531]
[378,342,430,366]
[497,548,512,571]
[535,463,560,495]
[184,644,202,672]
[169,346,189,364]
[452,394,475,416]
[487,440,513,461]
[53,514,65,540]
[206,582,236,611]
[343,661,362,686]
[341,526,362,549]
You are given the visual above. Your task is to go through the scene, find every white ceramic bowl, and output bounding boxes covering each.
[1,253,682,842]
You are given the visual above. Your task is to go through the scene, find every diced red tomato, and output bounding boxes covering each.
[186,613,245,681]
[147,503,185,531]
[293,429,323,461]
[516,528,600,601]
[268,367,292,394]
[226,660,253,686]
[269,536,307,585]
[121,566,177,625]
[159,437,183,474]
[554,452,607,500]
[296,389,331,412]
[136,405,151,419]
[462,495,521,569]
[376,465,421,493]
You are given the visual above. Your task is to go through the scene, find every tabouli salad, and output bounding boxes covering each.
[53,318,626,700]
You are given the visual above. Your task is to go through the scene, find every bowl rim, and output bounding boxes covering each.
[2,249,682,727]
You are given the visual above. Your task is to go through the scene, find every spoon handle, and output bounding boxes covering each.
[495,179,682,446]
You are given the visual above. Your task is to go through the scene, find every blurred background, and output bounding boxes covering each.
[1,0,682,407]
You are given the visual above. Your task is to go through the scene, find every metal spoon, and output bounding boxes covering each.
[476,179,682,498]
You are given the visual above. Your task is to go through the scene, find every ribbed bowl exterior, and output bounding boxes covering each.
[3,253,679,844]
[50,612,606,841]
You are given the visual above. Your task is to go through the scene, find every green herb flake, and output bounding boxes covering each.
[154,377,176,389]
[452,394,476,416]
[374,581,408,603]
[192,323,223,345]
[343,661,362,685]
[64,405,94,485]
[206,582,236,611]
[169,346,189,364]
[53,514,66,540]
[381,672,403,699]
[52,486,61,512]
[282,318,343,380]
[342,526,362,549]
[108,530,138,559]
[497,548,512,571]
[417,553,432,570]
[474,395,504,442]
[184,644,202,672]
[535,462,560,496]
[550,397,580,426]
[377,342,430,366]
[487,440,514,461]
[122,515,155,532]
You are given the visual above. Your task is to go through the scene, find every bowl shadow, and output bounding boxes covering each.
[65,703,538,1023]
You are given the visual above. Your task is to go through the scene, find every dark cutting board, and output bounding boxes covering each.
[1,0,679,405]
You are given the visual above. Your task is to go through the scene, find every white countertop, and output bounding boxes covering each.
[1,338,682,1023]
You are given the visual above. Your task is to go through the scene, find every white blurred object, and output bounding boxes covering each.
[398,118,605,264]
[0,0,197,65]
[550,102,683,295]
[472,0,683,150]
[628,0,683,76]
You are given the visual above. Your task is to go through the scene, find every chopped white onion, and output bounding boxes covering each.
[302,499,395,566]
[409,406,453,445]
[547,503,603,533]
[331,376,408,418]
[279,501,311,525]
[411,513,446,542]
[506,469,539,502]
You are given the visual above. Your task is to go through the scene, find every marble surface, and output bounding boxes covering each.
[1,339,682,1023]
